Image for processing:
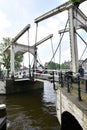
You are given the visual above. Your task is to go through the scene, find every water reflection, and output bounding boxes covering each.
[0,81,60,130]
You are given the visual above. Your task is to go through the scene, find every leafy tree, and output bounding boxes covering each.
[47,62,60,69]
[47,61,70,70]
[60,63,70,69]
[0,38,23,76]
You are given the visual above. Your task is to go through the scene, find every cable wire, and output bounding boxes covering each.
[75,30,87,59]
[48,19,69,64]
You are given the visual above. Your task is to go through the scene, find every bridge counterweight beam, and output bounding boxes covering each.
[34,0,86,23]
[12,24,30,43]
[35,34,53,46]
[34,1,71,23]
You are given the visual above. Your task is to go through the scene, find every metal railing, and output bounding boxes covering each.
[50,71,87,101]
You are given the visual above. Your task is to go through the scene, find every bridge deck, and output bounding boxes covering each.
[57,80,87,120]
[15,78,30,82]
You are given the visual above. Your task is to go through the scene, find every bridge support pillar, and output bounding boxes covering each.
[10,44,15,77]
[68,7,78,73]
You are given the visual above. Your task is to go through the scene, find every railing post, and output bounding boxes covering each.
[78,75,82,101]
[59,72,64,87]
[66,73,70,93]
[52,71,55,89]
[29,65,31,80]
[85,79,87,93]
[32,66,34,81]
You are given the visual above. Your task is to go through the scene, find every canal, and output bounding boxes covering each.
[0,81,60,130]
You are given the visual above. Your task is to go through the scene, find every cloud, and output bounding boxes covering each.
[32,10,69,65]
[80,1,87,14]
[33,4,87,65]
[0,10,11,41]
[0,11,11,30]
[0,0,87,68]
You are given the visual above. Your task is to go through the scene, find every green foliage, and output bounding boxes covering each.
[0,37,23,71]
[15,53,23,71]
[47,61,70,70]
[0,38,10,70]
[47,62,60,69]
[60,63,70,69]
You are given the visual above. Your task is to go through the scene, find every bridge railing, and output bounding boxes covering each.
[34,70,87,101]
[57,71,87,101]
[13,69,87,101]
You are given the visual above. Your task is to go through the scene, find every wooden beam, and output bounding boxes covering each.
[12,24,30,43]
[34,34,53,46]
[34,1,71,23]
[34,0,86,23]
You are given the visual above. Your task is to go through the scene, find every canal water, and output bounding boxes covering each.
[0,81,60,130]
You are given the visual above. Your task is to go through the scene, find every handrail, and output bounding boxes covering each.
[58,71,87,101]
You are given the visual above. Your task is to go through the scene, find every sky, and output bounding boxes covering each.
[0,0,87,67]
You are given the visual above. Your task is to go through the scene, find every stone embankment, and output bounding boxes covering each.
[0,80,6,94]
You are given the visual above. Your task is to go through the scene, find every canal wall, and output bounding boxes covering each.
[6,79,44,94]
[0,80,6,94]
[56,85,87,130]
[0,79,43,94]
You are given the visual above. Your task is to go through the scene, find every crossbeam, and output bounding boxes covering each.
[34,0,86,23]
[34,1,71,23]
[3,24,30,52]
[12,24,30,43]
[58,8,87,34]
[34,34,53,46]
[4,42,35,56]
[15,43,35,55]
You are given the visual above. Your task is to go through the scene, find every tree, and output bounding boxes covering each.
[0,37,23,77]
[47,61,60,69]
[61,63,70,69]
[47,61,70,70]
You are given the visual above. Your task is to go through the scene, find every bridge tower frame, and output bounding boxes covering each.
[68,7,78,73]
[34,0,87,73]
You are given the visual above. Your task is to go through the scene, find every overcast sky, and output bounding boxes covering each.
[0,0,87,67]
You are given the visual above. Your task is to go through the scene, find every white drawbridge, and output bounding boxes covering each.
[4,0,87,76]
[35,0,87,73]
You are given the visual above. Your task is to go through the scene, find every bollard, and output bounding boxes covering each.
[77,75,82,101]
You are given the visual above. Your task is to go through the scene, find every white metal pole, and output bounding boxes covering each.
[10,44,15,77]
[68,7,78,73]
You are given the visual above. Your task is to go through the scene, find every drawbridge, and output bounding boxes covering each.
[3,1,87,130]
[4,0,87,78]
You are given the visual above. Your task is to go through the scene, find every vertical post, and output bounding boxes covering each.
[61,72,64,87]
[34,23,38,70]
[10,44,15,78]
[59,34,61,70]
[52,71,55,90]
[27,29,31,79]
[78,75,82,101]
[67,73,70,93]
[68,7,78,73]
[59,71,63,87]
[85,79,87,93]
[33,23,38,79]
